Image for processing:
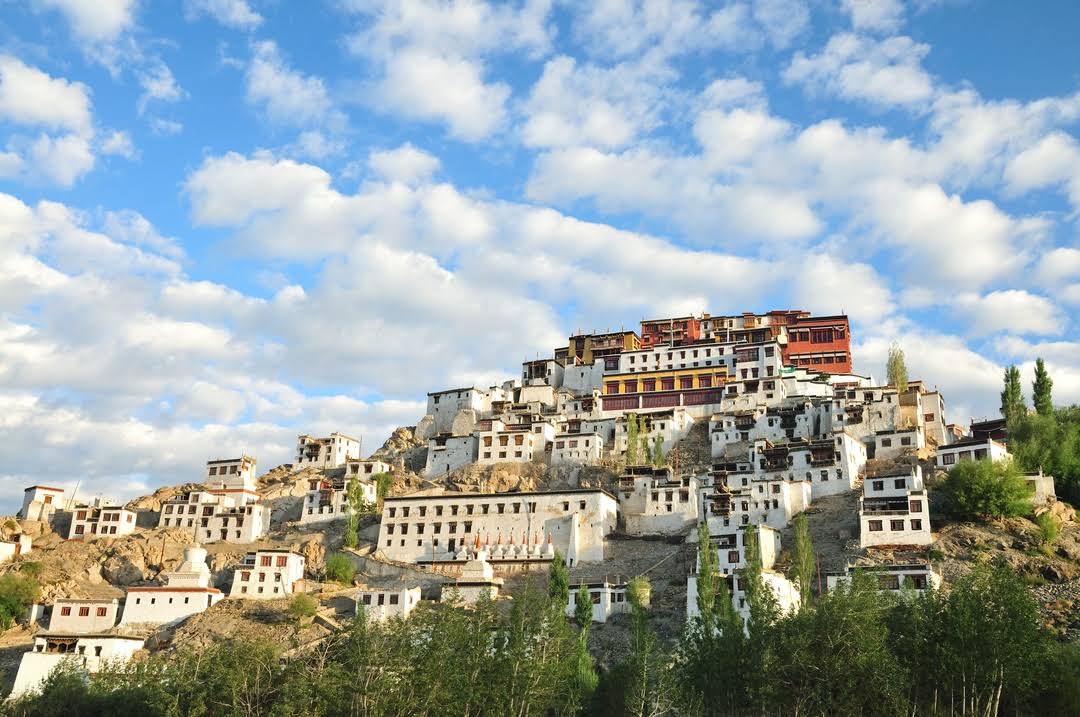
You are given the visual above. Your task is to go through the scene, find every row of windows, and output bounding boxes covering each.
[73,524,126,535]
[879,436,915,448]
[131,595,196,606]
[238,586,281,594]
[481,450,531,459]
[869,478,909,491]
[867,519,924,532]
[939,449,989,465]
[388,499,578,519]
[790,353,848,366]
[207,464,241,476]
[789,327,846,343]
[360,593,401,606]
[604,374,724,395]
[58,606,108,617]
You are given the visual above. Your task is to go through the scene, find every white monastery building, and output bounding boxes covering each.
[67,499,137,540]
[295,433,361,469]
[229,550,306,599]
[120,546,223,626]
[356,586,421,622]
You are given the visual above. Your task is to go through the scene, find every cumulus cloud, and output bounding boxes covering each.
[246,41,335,128]
[368,144,441,184]
[33,0,136,42]
[785,34,936,109]
[0,55,92,133]
[842,0,904,33]
[953,290,1065,337]
[137,60,186,114]
[185,0,262,29]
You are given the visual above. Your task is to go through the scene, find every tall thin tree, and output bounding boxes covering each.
[1001,365,1026,424]
[886,342,909,392]
[792,512,816,606]
[1032,357,1054,416]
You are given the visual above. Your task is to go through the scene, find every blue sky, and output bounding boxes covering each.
[1,0,1079,512]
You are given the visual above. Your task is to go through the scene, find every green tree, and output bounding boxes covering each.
[0,571,39,631]
[693,522,718,633]
[324,553,356,584]
[373,471,394,509]
[886,342,908,392]
[942,459,1032,520]
[651,434,665,467]
[623,576,673,717]
[287,593,318,621]
[547,550,569,609]
[1001,364,1026,423]
[1036,512,1060,544]
[792,512,816,606]
[1033,357,1054,416]
[575,582,593,631]
[625,413,639,464]
[343,475,366,549]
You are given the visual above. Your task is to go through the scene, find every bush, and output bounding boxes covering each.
[0,572,40,630]
[941,459,1032,520]
[19,561,42,578]
[324,553,356,584]
[288,593,318,620]
[1036,513,1061,544]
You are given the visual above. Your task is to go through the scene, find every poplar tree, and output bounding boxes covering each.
[1033,357,1054,416]
[575,583,593,631]
[886,342,908,392]
[694,522,718,633]
[651,434,665,467]
[625,413,639,464]
[547,551,569,609]
[1001,365,1026,423]
[343,476,363,548]
[792,512,816,606]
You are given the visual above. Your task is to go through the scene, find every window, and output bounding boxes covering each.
[924,413,935,422]
[96,607,107,617]
[661,377,675,391]
[868,520,883,532]
[872,480,884,491]
[606,382,619,394]
[680,376,693,389]
[727,550,739,563]
[894,478,906,489]
[276,556,288,567]
[911,519,923,530]
[60,606,71,616]
[880,438,892,448]
[891,520,905,531]
[909,500,922,513]
[79,607,89,616]
[942,452,956,465]
[900,436,912,446]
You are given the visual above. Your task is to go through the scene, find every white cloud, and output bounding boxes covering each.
[752,0,810,48]
[0,55,92,133]
[1003,131,1080,207]
[185,0,262,29]
[376,49,509,140]
[137,60,186,114]
[521,56,674,149]
[788,254,894,324]
[20,133,96,187]
[246,41,334,128]
[842,0,904,33]
[99,130,137,159]
[34,0,136,41]
[1034,247,1080,285]
[953,290,1065,337]
[785,34,936,109]
[368,144,440,184]
[149,117,183,135]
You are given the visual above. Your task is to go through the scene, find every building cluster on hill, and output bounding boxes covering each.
[7,309,1057,698]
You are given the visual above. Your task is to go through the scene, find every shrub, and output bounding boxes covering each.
[1036,513,1061,544]
[941,459,1031,520]
[288,593,318,620]
[0,572,40,630]
[324,553,356,584]
[19,561,42,578]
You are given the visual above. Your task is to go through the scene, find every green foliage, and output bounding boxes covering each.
[287,593,318,621]
[625,413,639,464]
[651,434,664,467]
[1036,512,1061,544]
[1033,357,1054,416]
[373,472,394,508]
[693,522,718,633]
[324,553,356,584]
[547,550,569,609]
[18,561,42,579]
[343,476,371,549]
[11,564,1080,717]
[1009,407,1080,505]
[886,342,908,393]
[941,458,1032,520]
[792,512,815,606]
[575,582,593,633]
[0,571,39,631]
[1001,364,1026,423]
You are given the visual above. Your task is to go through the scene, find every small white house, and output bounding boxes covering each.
[299,476,376,525]
[205,455,257,485]
[859,466,932,548]
[9,634,144,699]
[477,422,556,465]
[445,552,503,604]
[120,546,224,626]
[345,458,393,479]
[19,486,66,522]
[424,434,479,478]
[873,427,926,461]
[295,433,361,469]
[67,499,137,540]
[0,534,32,564]
[827,563,942,593]
[49,597,123,634]
[158,490,270,544]
[936,437,1011,468]
[618,468,699,536]
[550,433,604,465]
[356,586,422,622]
[229,550,306,599]
[566,582,631,623]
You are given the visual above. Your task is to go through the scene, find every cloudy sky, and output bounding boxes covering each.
[1,0,1078,512]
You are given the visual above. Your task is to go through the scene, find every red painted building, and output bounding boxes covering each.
[782,314,852,373]
[639,316,702,348]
